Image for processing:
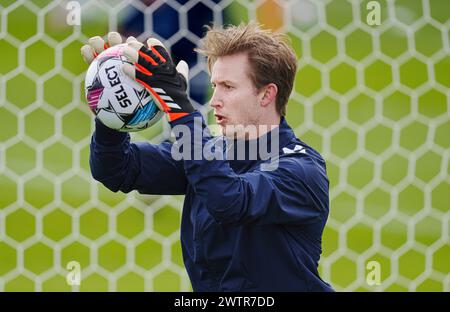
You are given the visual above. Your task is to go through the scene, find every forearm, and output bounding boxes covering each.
[170,112,259,223]
[90,119,138,192]
[91,119,188,194]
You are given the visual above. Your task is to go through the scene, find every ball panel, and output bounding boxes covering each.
[127,100,159,126]
[96,109,125,130]
[86,87,104,111]
[84,58,100,89]
[96,88,114,110]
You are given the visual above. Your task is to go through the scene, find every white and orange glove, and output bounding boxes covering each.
[121,38,195,122]
[80,31,127,64]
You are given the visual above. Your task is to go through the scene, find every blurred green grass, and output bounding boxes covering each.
[0,0,449,291]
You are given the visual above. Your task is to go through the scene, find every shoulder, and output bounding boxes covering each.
[268,139,326,170]
[263,141,327,178]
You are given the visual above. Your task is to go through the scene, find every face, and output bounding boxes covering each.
[210,52,262,138]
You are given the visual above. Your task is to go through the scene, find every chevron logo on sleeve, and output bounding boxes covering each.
[282,145,307,155]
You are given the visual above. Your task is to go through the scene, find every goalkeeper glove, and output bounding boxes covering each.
[121,38,195,122]
[80,32,137,64]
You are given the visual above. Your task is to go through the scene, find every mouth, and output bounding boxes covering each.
[215,114,227,125]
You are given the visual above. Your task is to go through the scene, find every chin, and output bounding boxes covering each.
[221,124,235,138]
[224,128,248,140]
[222,126,235,138]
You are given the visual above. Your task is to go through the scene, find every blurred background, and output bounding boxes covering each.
[0,0,449,291]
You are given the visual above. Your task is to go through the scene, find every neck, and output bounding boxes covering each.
[223,109,282,140]
[246,112,281,140]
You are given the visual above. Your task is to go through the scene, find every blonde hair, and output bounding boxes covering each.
[195,22,298,116]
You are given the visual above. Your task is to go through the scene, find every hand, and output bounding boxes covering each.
[121,38,195,122]
[80,32,135,64]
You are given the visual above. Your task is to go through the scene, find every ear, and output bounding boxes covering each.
[259,83,278,107]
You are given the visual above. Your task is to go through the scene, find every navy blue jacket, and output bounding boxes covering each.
[90,111,334,291]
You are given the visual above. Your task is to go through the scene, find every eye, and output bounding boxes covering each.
[225,84,233,90]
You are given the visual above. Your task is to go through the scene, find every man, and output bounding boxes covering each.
[81,23,333,291]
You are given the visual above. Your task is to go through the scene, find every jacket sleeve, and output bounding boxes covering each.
[90,119,187,195]
[170,112,329,226]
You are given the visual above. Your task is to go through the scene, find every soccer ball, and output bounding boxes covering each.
[84,43,163,132]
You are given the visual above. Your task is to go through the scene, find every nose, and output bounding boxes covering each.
[210,90,223,108]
